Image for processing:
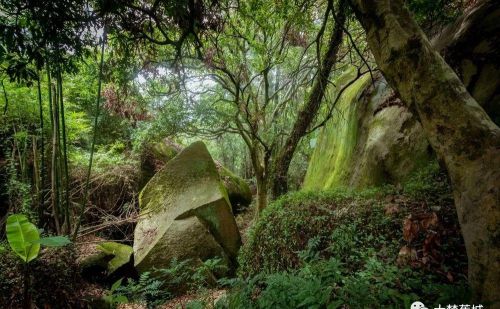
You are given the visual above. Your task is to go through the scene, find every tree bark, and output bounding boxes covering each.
[248,143,270,214]
[271,0,347,198]
[349,0,500,303]
[256,173,268,214]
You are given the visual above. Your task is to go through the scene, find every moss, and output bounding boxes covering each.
[96,242,134,274]
[303,70,371,190]
[305,71,433,191]
[218,166,252,213]
[139,139,252,210]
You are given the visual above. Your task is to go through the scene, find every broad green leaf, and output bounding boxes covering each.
[35,236,71,247]
[6,214,40,263]
[97,242,133,274]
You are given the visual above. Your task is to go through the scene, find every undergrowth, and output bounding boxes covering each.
[215,161,468,309]
[104,258,227,308]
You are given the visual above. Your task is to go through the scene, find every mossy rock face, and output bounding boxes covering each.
[139,138,252,211]
[134,141,241,273]
[305,11,500,191]
[80,242,136,283]
[304,69,430,191]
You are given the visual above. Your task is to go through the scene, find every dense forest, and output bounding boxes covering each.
[0,0,498,308]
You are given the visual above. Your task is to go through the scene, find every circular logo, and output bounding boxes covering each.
[410,302,428,309]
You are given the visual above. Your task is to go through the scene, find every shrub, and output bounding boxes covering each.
[238,189,402,277]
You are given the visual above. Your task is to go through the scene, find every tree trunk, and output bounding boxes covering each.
[349,0,500,303]
[255,174,268,214]
[251,145,270,214]
[271,0,347,198]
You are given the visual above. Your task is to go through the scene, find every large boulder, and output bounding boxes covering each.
[304,70,431,190]
[133,141,241,273]
[139,139,252,212]
[304,2,500,190]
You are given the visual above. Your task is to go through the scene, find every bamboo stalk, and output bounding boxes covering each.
[73,27,107,239]
[37,74,45,217]
[57,70,71,233]
[48,69,61,235]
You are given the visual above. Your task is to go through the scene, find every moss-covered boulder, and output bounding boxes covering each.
[81,242,134,275]
[139,138,252,212]
[133,141,241,273]
[80,241,136,284]
[304,69,431,190]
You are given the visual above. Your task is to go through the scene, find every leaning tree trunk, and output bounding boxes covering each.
[348,0,500,303]
[271,0,347,198]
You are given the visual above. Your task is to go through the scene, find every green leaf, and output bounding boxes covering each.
[35,236,71,247]
[6,214,40,263]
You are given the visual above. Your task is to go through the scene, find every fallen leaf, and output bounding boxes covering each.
[421,212,439,230]
[403,217,419,243]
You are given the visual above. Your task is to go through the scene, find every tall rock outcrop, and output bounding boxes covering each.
[304,1,499,190]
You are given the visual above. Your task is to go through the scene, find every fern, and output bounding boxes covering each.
[115,272,171,308]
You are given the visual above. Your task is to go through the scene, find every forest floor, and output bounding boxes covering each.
[74,204,257,308]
